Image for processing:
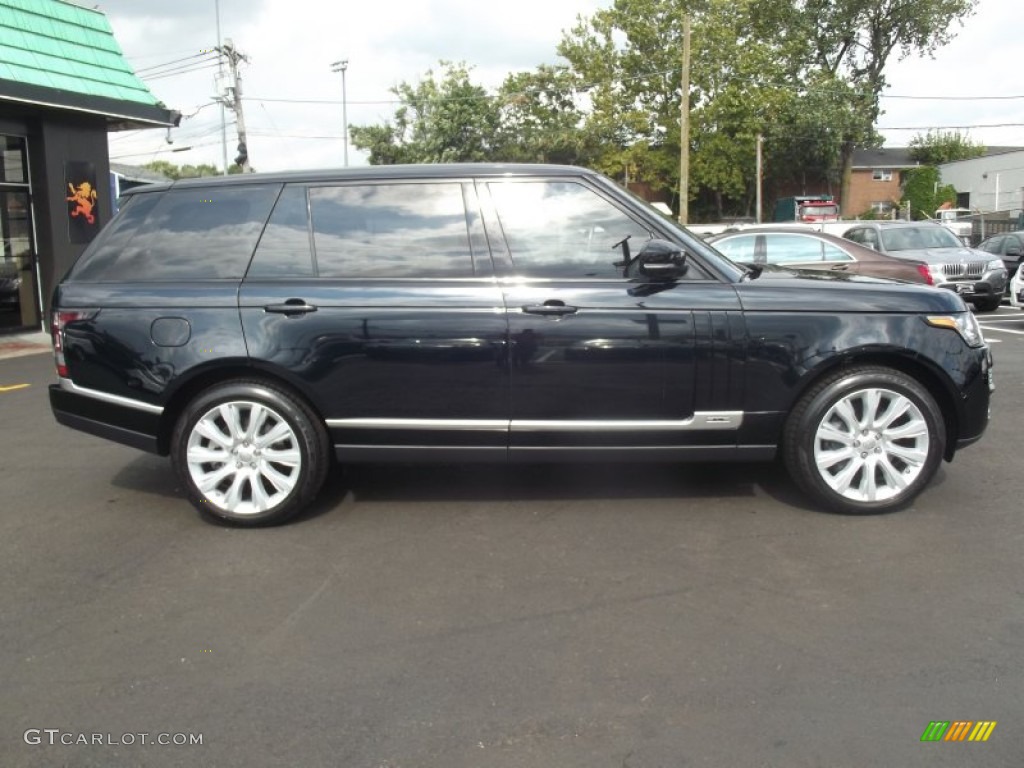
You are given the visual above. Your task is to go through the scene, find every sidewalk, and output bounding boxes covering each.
[0,331,51,361]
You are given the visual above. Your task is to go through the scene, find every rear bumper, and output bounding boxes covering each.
[49,379,164,455]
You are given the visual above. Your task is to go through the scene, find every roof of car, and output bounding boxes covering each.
[843,220,944,229]
[710,227,855,244]
[122,163,598,195]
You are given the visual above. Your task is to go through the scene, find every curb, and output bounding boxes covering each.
[0,332,50,361]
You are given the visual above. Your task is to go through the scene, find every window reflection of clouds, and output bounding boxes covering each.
[488,181,651,278]
[72,186,279,281]
[310,184,473,278]
[249,185,313,277]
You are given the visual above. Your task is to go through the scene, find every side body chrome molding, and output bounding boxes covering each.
[326,412,743,432]
[58,378,165,415]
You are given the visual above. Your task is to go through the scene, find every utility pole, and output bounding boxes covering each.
[214,0,227,175]
[755,133,763,223]
[678,14,691,225]
[217,38,251,172]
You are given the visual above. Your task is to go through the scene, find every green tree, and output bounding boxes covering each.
[141,160,244,179]
[776,0,978,210]
[350,62,500,164]
[901,166,956,219]
[909,129,985,165]
[558,0,800,218]
[493,65,595,164]
[559,0,977,218]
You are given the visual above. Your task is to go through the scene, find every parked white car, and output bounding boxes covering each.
[1011,264,1024,308]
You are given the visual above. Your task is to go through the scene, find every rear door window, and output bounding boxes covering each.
[70,184,280,281]
[309,182,477,277]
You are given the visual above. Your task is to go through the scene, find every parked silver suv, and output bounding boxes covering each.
[842,221,1007,311]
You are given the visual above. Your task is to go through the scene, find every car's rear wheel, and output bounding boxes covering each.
[783,366,945,515]
[171,380,330,526]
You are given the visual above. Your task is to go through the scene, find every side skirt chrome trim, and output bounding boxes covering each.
[511,412,743,432]
[326,412,743,432]
[326,418,508,431]
[58,377,164,415]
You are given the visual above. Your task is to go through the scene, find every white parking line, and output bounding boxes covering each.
[979,326,1024,335]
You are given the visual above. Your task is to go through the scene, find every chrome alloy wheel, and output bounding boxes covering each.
[812,387,930,503]
[185,401,302,515]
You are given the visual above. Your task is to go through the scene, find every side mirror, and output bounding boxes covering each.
[636,239,687,280]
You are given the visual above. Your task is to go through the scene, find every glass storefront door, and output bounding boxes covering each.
[0,135,40,331]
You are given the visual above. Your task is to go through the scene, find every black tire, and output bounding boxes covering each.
[972,297,1002,312]
[783,366,945,515]
[171,379,330,526]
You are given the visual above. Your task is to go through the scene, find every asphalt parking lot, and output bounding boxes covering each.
[2,308,1022,767]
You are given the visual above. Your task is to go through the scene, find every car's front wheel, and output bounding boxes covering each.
[783,366,945,514]
[171,380,330,526]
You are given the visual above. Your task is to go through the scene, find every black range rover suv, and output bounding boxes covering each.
[49,164,993,525]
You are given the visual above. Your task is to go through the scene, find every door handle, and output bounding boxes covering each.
[264,299,318,316]
[522,304,578,316]
[830,264,850,271]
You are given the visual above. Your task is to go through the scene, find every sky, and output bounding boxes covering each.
[96,0,1024,175]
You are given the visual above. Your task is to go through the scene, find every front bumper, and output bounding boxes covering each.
[936,269,1007,301]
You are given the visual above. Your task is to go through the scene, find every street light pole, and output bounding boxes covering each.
[330,59,349,166]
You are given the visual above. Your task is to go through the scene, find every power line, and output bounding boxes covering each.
[883,93,1024,101]
[110,139,223,161]
[135,51,217,75]
[879,123,1024,130]
[142,60,221,82]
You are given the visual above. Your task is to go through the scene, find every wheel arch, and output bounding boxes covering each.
[785,350,962,461]
[155,363,328,455]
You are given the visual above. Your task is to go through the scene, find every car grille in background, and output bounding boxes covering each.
[940,262,987,280]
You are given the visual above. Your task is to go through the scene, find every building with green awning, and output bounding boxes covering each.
[0,0,178,331]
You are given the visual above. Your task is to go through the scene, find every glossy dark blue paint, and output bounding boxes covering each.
[48,163,991,470]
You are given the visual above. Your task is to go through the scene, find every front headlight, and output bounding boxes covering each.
[986,258,1006,273]
[925,313,986,347]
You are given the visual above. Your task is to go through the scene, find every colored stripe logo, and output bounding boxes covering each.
[921,721,997,742]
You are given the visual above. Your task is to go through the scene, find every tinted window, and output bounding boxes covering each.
[248,185,313,277]
[714,234,758,262]
[821,241,854,261]
[70,184,280,281]
[488,181,651,278]
[851,228,879,249]
[978,236,1003,254]
[881,226,961,251]
[310,183,474,278]
[763,234,824,262]
[759,234,855,263]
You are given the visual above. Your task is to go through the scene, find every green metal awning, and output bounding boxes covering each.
[0,0,178,129]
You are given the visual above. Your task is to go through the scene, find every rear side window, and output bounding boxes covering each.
[309,182,475,278]
[70,184,280,281]
[713,234,758,263]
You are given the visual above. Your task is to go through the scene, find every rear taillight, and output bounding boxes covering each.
[915,264,935,285]
[52,309,96,378]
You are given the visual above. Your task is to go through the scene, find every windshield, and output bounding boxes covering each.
[880,226,963,251]
[798,204,838,217]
